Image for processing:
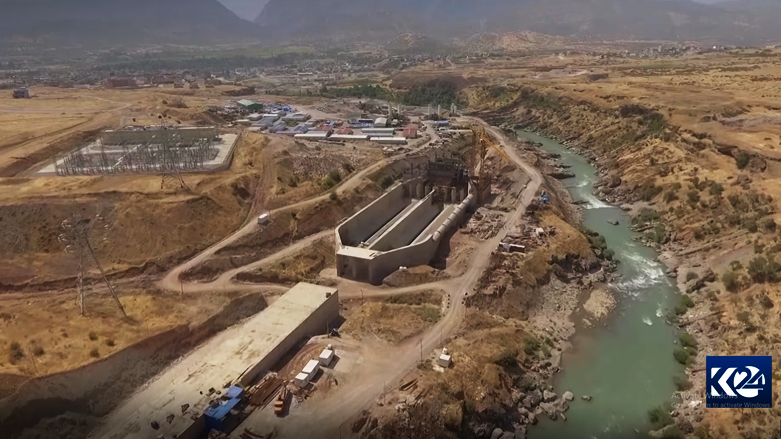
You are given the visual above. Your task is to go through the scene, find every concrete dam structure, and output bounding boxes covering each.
[336,178,475,284]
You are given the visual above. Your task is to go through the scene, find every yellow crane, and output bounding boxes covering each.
[471,125,512,164]
[469,125,512,204]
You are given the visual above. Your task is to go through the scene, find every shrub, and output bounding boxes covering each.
[633,209,660,225]
[722,271,740,291]
[9,341,20,351]
[664,191,679,203]
[329,191,338,201]
[648,404,673,429]
[33,346,44,356]
[709,182,724,196]
[379,175,395,189]
[673,373,692,391]
[675,295,695,315]
[327,170,342,183]
[748,255,781,283]
[106,339,115,347]
[762,218,777,232]
[673,347,693,365]
[88,331,98,341]
[686,272,699,282]
[693,425,710,439]
[736,152,749,169]
[661,426,684,439]
[687,190,700,203]
[523,334,541,355]
[495,350,519,368]
[89,349,100,358]
[743,217,758,233]
[679,332,698,348]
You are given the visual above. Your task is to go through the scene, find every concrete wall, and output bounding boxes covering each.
[369,193,440,251]
[337,181,411,246]
[238,291,340,387]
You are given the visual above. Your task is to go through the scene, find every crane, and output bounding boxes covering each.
[469,125,512,205]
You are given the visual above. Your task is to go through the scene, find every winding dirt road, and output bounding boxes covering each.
[150,118,542,438]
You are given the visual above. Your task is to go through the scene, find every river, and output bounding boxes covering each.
[516,131,683,439]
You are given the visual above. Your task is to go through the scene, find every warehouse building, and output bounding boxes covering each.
[91,283,340,439]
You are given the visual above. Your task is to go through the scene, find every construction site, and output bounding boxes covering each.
[0,79,552,439]
[91,283,339,439]
[336,157,475,284]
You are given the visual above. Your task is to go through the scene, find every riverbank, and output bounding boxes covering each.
[478,86,781,438]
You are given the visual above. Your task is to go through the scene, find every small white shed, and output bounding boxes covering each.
[302,359,321,380]
[438,348,452,368]
[294,372,310,388]
[319,349,334,366]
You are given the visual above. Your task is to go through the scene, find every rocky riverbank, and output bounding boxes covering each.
[480,87,781,438]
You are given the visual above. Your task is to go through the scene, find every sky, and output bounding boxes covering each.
[217,0,740,22]
[217,0,269,21]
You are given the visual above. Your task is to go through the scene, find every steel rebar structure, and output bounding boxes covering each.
[58,212,127,317]
[55,127,215,176]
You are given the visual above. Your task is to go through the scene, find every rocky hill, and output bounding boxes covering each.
[0,0,262,48]
[256,0,781,45]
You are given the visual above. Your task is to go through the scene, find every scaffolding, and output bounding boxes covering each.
[54,128,217,176]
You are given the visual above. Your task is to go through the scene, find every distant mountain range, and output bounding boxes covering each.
[2,0,781,49]
[0,0,262,48]
[255,0,781,45]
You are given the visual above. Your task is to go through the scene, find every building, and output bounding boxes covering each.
[371,137,407,145]
[295,132,330,140]
[12,88,30,99]
[237,99,264,112]
[374,117,388,128]
[403,127,418,139]
[92,283,340,439]
[336,174,474,285]
[105,78,137,88]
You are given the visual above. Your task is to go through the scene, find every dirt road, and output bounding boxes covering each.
[230,119,543,438]
[159,129,438,293]
[137,118,541,439]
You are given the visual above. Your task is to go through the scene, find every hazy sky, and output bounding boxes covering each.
[218,0,739,21]
[218,0,269,21]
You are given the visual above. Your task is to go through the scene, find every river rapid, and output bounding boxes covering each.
[517,131,684,439]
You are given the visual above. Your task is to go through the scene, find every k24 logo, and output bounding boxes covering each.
[706,356,772,408]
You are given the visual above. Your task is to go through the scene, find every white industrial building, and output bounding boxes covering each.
[294,132,329,140]
[374,117,388,128]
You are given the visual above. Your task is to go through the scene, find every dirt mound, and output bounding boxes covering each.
[184,181,382,283]
[341,301,441,344]
[234,236,335,286]
[382,266,450,288]
[0,292,268,439]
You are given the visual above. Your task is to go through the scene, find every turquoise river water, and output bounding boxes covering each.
[516,131,684,439]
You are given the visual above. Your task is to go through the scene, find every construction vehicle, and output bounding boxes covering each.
[274,386,288,417]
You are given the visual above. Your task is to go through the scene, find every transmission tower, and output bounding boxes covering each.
[58,212,127,317]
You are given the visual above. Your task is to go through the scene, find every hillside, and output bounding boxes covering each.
[0,0,261,48]
[256,0,781,45]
